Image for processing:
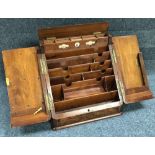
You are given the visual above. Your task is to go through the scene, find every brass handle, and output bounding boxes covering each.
[86,41,96,46]
[59,44,69,49]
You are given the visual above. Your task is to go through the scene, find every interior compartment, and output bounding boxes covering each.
[55,91,119,112]
[41,32,120,113]
[44,37,109,59]
[47,51,110,69]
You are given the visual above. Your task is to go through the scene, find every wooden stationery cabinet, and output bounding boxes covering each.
[2,22,153,130]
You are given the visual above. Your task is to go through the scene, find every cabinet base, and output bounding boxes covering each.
[51,106,122,130]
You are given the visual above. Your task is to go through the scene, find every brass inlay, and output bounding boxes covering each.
[59,44,69,49]
[33,107,42,115]
[45,93,53,113]
[86,41,96,46]
[6,78,10,86]
[112,49,117,63]
[40,58,47,74]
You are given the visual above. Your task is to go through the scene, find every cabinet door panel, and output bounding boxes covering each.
[2,47,50,127]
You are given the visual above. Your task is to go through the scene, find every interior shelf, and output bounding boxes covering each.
[42,34,120,113]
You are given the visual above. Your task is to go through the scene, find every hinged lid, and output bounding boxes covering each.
[38,22,109,41]
[110,35,153,103]
[2,47,51,127]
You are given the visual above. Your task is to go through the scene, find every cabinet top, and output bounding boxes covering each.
[38,22,109,40]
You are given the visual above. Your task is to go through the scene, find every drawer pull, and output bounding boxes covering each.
[59,44,69,49]
[86,40,96,46]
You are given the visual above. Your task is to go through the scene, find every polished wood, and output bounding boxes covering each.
[38,23,122,129]
[11,112,50,127]
[48,60,112,78]
[41,27,122,129]
[47,51,110,69]
[54,91,119,112]
[46,47,109,59]
[44,37,108,53]
[52,104,121,130]
[38,22,109,40]
[50,68,113,86]
[2,22,153,130]
[113,35,143,88]
[2,47,50,127]
[112,35,153,103]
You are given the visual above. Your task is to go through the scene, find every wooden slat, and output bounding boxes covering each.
[47,51,110,69]
[48,60,112,77]
[55,90,118,112]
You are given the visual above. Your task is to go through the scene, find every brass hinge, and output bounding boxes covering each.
[45,93,53,113]
[6,77,10,86]
[119,81,125,98]
[117,79,125,101]
[40,58,47,74]
[111,49,117,63]
[116,78,122,101]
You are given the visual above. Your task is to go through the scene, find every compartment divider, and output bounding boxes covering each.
[44,37,108,55]
[44,45,109,60]
[102,75,117,91]
[46,51,110,69]
[48,60,112,77]
[54,90,119,112]
[50,68,114,86]
[43,33,120,113]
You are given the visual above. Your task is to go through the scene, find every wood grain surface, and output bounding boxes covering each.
[2,47,50,126]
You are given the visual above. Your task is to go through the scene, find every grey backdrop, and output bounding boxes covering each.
[0,18,155,136]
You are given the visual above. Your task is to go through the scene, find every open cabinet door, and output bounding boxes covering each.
[111,35,153,103]
[2,47,51,127]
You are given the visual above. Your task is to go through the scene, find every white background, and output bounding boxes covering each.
[0,0,154,18]
[0,137,155,155]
